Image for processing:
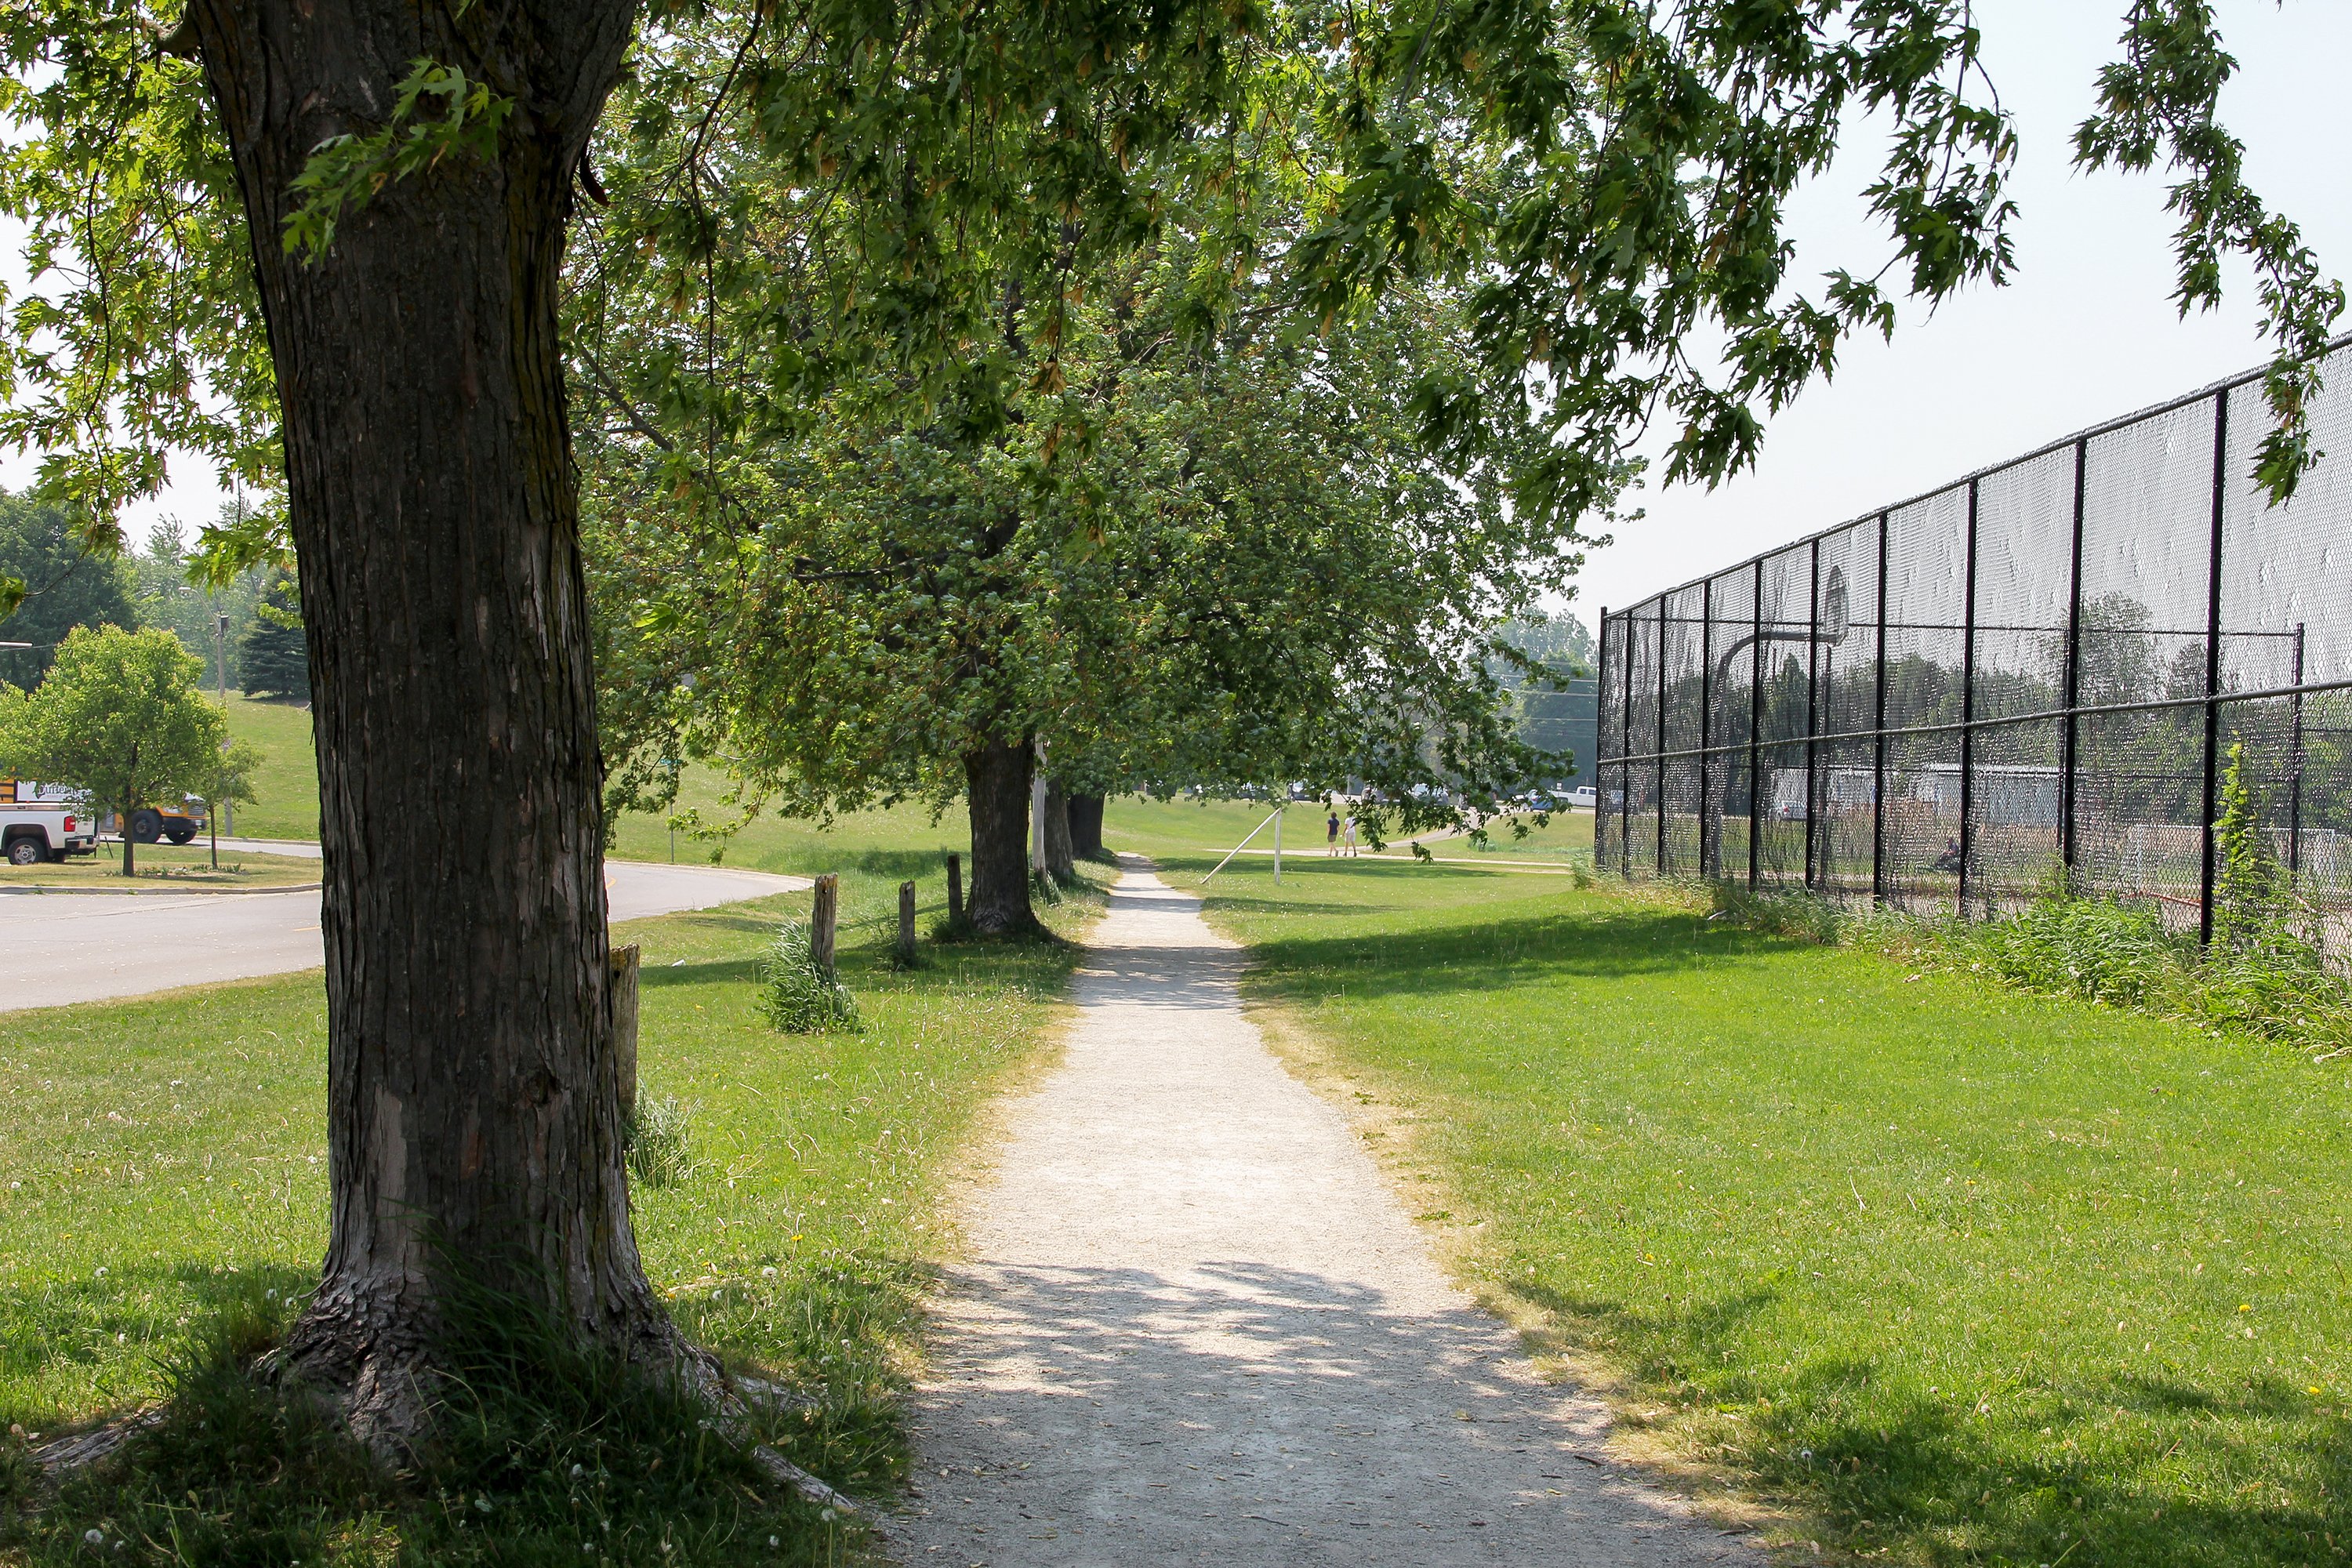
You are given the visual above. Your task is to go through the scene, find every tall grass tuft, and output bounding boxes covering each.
[625,1091,697,1188]
[1697,826,2352,1057]
[1705,880,1842,943]
[754,918,859,1034]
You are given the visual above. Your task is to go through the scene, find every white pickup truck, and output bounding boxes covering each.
[2,779,99,866]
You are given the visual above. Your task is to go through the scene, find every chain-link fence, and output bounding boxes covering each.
[1595,343,2352,952]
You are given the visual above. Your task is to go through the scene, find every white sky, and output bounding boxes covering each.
[1576,0,2352,625]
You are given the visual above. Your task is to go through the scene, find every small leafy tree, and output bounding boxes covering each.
[3,626,227,876]
[194,736,265,869]
[2212,740,2287,948]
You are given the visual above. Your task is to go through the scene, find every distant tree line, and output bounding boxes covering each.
[0,493,306,701]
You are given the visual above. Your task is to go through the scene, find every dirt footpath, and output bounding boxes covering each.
[891,860,1757,1566]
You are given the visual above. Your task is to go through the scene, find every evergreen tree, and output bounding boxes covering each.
[237,572,308,701]
[0,492,138,688]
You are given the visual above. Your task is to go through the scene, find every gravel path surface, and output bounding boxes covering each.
[894,859,1756,1566]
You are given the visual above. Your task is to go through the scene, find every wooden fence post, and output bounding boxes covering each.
[811,874,839,976]
[947,852,964,923]
[898,880,917,964]
[609,943,640,1115]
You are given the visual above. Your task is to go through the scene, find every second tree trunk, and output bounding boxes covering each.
[964,736,1038,935]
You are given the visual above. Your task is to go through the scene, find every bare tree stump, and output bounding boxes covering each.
[947,852,964,923]
[810,874,839,976]
[609,943,640,1113]
[898,880,918,964]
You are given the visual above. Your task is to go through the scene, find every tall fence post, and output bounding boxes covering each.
[2290,622,2307,881]
[2200,389,2229,945]
[1594,605,1611,873]
[1699,579,1715,878]
[810,873,840,976]
[1621,611,1637,876]
[1872,513,1890,904]
[1958,479,1980,916]
[1656,597,1670,877]
[1749,557,1765,891]
[946,852,964,924]
[2060,438,2089,882]
[609,942,640,1117]
[897,880,918,966]
[1803,542,1821,888]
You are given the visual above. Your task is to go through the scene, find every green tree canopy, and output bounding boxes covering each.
[0,492,139,688]
[1,623,227,876]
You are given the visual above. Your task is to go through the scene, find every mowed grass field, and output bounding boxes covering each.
[1103,795,1594,862]
[218,694,319,841]
[209,710,978,879]
[0,869,1100,1508]
[1157,851,2352,1567]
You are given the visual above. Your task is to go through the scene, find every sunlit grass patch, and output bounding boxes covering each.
[1176,851,2352,1568]
[0,862,1100,1562]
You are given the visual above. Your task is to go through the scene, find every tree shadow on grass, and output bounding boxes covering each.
[1512,1273,2352,1566]
[1243,906,1806,1001]
[639,956,762,989]
[0,1258,313,1428]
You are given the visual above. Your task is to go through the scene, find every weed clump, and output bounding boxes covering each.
[1705,880,1842,943]
[625,1091,697,1187]
[753,919,858,1034]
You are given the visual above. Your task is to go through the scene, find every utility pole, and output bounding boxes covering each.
[215,610,234,841]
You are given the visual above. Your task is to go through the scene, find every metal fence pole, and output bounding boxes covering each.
[1872,513,1889,904]
[1656,597,1670,877]
[1620,610,1635,877]
[1958,479,1980,916]
[1804,542,1821,888]
[1595,605,1611,874]
[1750,558,1764,891]
[2200,390,2228,946]
[1699,579,1715,878]
[2060,438,2088,881]
[2291,621,2307,882]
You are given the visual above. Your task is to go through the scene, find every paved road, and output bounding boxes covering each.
[0,860,808,1013]
[898,861,1754,1566]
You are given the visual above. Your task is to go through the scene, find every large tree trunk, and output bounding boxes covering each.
[1067,793,1105,860]
[1040,777,1076,884]
[964,736,1038,935]
[185,0,673,1446]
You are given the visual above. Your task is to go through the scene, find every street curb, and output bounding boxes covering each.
[0,881,323,898]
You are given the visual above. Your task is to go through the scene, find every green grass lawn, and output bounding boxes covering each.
[1163,851,2352,1567]
[608,777,976,880]
[209,710,979,877]
[1102,796,1593,862]
[0,869,1099,1560]
[218,693,319,840]
[0,845,319,890]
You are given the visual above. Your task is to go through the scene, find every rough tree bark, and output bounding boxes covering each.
[1040,777,1076,884]
[964,735,1039,935]
[182,0,678,1446]
[1066,793,1105,860]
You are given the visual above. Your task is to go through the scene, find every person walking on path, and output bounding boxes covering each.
[1341,813,1361,856]
[895,858,1758,1565]
[1326,807,1341,856]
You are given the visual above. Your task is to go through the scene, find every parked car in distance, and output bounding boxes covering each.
[1565,786,1598,809]
[2,779,99,865]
